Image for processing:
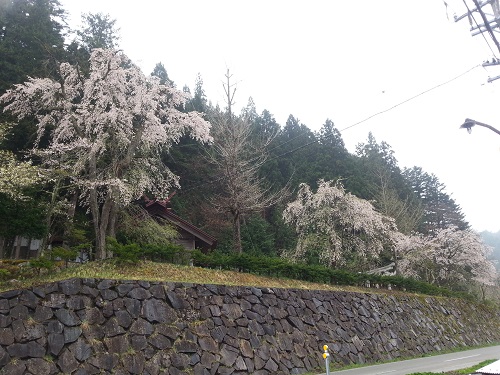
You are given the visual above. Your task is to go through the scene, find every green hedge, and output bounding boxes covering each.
[191,251,471,299]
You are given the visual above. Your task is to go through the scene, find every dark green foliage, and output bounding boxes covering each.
[274,114,321,188]
[49,247,77,265]
[107,237,190,265]
[0,0,67,153]
[0,268,10,280]
[29,256,54,274]
[65,12,121,79]
[241,215,275,256]
[141,243,190,264]
[107,238,142,264]
[191,251,472,299]
[0,193,48,257]
[76,12,120,51]
[0,0,66,93]
[186,73,207,112]
[151,62,174,87]
[266,205,296,254]
[403,166,469,235]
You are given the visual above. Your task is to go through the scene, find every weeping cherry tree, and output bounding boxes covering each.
[1,49,212,259]
[396,226,497,291]
[283,179,399,270]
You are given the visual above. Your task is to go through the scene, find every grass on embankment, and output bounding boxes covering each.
[0,259,374,293]
[2,260,498,375]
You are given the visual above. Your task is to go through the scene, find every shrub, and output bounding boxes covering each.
[143,243,190,264]
[29,257,55,274]
[50,247,78,265]
[107,238,142,265]
[191,251,470,298]
[0,268,10,281]
[108,238,192,265]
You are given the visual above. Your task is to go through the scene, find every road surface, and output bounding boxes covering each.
[316,345,500,375]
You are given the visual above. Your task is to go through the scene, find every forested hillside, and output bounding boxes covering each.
[0,0,497,299]
[481,230,500,268]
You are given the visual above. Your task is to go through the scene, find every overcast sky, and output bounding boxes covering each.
[60,0,500,233]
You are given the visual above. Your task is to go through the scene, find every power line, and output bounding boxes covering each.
[178,64,480,194]
[472,0,500,55]
[462,0,499,57]
[267,64,481,160]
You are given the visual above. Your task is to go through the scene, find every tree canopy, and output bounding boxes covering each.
[1,49,212,259]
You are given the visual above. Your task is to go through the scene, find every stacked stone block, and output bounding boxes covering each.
[0,278,499,374]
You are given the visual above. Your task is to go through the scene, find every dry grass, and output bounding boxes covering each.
[0,260,376,294]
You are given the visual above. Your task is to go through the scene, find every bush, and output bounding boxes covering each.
[0,259,30,280]
[107,238,142,264]
[107,238,192,265]
[191,251,470,298]
[0,268,10,281]
[143,243,190,264]
[29,257,55,274]
[50,247,78,264]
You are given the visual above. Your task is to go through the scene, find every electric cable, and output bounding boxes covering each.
[177,64,481,195]
[463,0,499,58]
[265,64,481,160]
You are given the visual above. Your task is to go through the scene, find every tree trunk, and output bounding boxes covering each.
[62,191,79,248]
[107,200,117,238]
[0,237,4,259]
[13,236,21,259]
[38,178,63,257]
[89,190,102,259]
[89,153,102,259]
[97,194,114,259]
[233,213,242,254]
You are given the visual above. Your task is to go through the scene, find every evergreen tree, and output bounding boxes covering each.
[66,12,121,76]
[0,0,66,93]
[314,119,350,182]
[0,0,67,153]
[186,73,207,112]
[355,133,423,234]
[275,115,320,187]
[76,12,120,51]
[151,62,174,87]
[403,166,469,235]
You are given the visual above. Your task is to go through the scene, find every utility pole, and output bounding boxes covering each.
[454,0,500,82]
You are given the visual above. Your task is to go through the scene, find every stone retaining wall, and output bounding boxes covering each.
[1,278,499,374]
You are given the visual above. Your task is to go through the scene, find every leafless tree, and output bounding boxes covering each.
[207,70,288,253]
[373,167,423,235]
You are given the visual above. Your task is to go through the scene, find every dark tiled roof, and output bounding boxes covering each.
[144,201,217,248]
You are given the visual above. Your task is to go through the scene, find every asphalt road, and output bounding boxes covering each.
[316,345,500,375]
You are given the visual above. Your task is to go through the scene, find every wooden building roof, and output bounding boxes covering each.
[144,198,217,251]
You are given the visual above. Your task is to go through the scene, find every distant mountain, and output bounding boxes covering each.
[481,230,500,269]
